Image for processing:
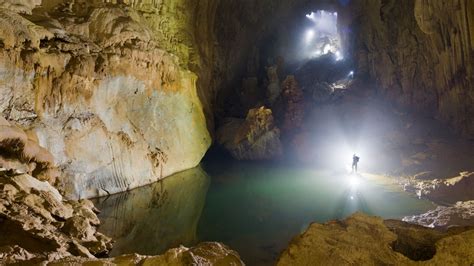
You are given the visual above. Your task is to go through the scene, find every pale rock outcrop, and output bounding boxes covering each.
[217,107,283,160]
[0,0,41,14]
[403,201,474,228]
[0,1,212,199]
[277,212,474,265]
[48,242,245,266]
[0,170,112,263]
[0,116,59,184]
[404,171,474,204]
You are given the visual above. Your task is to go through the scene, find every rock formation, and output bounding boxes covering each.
[0,116,58,184]
[217,107,282,160]
[266,66,281,105]
[0,115,111,262]
[0,170,113,263]
[280,76,305,135]
[0,1,212,199]
[403,201,474,228]
[49,242,244,266]
[404,171,474,204]
[278,212,474,265]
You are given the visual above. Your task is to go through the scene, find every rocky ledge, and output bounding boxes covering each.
[403,172,474,205]
[0,170,113,263]
[403,201,474,229]
[49,242,244,266]
[277,212,474,265]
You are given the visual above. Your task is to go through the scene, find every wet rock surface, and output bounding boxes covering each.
[277,212,474,265]
[403,201,474,228]
[217,107,283,160]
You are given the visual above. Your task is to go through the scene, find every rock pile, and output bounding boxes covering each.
[0,171,113,263]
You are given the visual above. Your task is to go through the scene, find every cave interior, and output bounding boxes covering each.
[0,0,473,265]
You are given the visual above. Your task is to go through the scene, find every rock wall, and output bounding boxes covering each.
[0,1,213,199]
[343,0,474,137]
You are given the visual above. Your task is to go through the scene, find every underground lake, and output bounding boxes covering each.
[92,157,435,265]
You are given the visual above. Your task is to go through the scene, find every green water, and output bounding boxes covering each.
[93,160,434,265]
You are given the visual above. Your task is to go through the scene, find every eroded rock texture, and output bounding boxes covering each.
[217,107,282,160]
[278,212,474,265]
[0,1,213,199]
[344,0,474,137]
[49,242,245,266]
[0,171,112,263]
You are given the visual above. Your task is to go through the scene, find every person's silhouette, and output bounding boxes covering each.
[352,154,360,173]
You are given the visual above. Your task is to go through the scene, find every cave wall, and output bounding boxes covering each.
[344,0,474,137]
[0,0,215,199]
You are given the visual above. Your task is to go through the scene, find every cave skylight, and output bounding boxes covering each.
[304,10,342,60]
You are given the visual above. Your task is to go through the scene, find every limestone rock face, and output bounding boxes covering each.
[277,212,474,265]
[0,116,59,184]
[0,1,212,199]
[344,0,474,137]
[217,107,283,160]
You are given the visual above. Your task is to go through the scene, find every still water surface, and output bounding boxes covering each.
[93,159,434,265]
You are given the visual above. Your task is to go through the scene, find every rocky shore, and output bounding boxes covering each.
[277,213,474,265]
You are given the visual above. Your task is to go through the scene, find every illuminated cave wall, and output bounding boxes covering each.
[342,0,474,137]
[0,0,216,199]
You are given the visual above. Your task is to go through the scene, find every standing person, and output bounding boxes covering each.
[352,154,360,173]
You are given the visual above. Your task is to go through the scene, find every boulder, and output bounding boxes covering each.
[217,107,283,160]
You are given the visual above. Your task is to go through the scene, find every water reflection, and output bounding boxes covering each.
[197,160,434,265]
[92,166,210,256]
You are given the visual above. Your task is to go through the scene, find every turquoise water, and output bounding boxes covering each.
[93,159,434,265]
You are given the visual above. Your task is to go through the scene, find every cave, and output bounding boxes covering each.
[0,0,473,265]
